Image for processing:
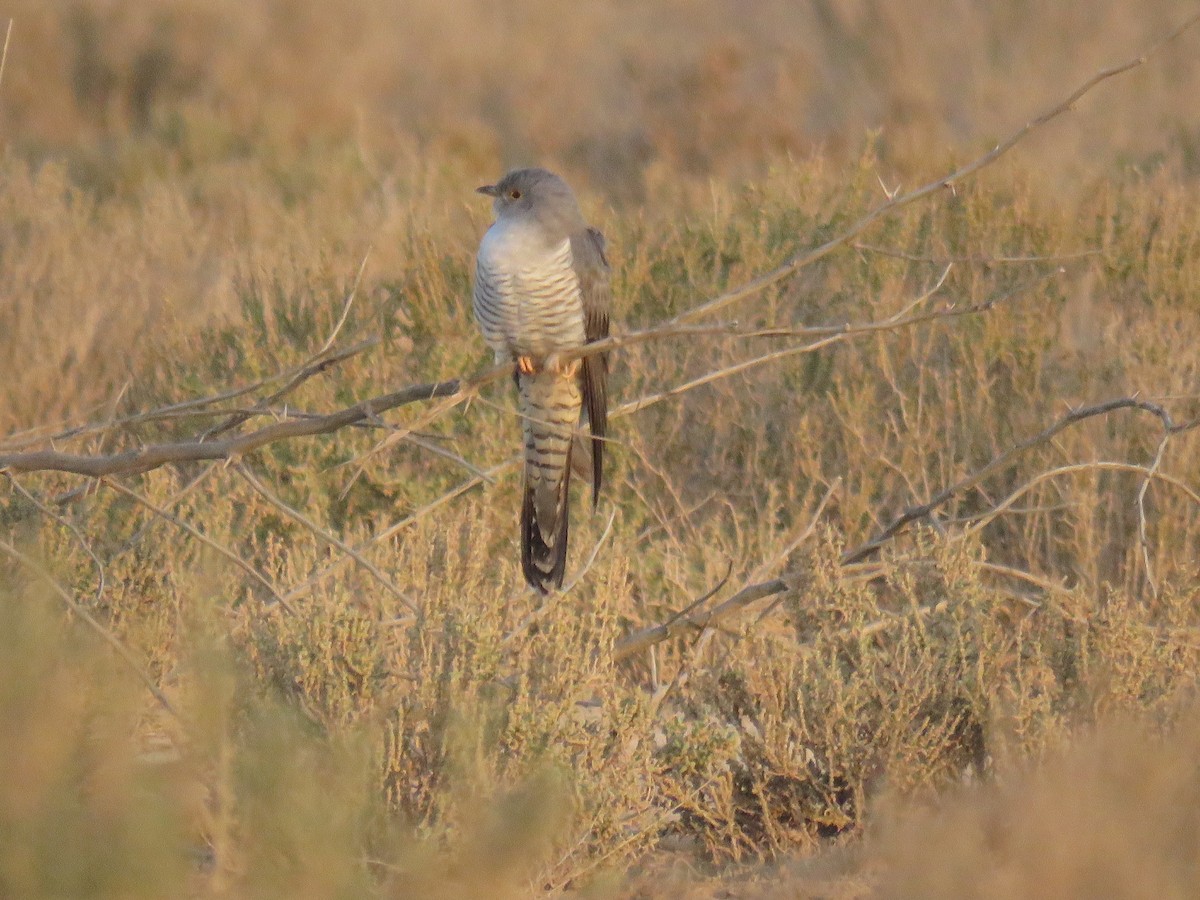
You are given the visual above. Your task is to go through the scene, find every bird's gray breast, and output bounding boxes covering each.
[474,219,586,359]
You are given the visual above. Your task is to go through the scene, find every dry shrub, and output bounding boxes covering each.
[655,533,1200,863]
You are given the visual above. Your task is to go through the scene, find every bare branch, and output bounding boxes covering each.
[1138,435,1171,598]
[115,464,218,554]
[556,261,1000,370]
[7,475,107,607]
[402,434,498,484]
[201,249,374,442]
[280,456,519,604]
[614,577,788,664]
[852,243,1103,266]
[965,460,1200,533]
[319,249,370,355]
[0,337,381,453]
[336,389,478,496]
[614,484,838,663]
[0,265,1033,481]
[0,377,466,477]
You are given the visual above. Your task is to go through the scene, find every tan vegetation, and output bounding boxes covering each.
[3,2,1200,896]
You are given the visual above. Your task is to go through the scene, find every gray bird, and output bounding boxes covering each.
[473,168,610,593]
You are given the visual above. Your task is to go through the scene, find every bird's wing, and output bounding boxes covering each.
[570,226,610,506]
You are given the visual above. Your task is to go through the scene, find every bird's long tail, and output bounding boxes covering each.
[518,367,582,593]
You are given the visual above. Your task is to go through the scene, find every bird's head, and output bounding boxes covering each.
[477,168,585,237]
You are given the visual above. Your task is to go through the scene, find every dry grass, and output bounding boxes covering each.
[3,2,1200,897]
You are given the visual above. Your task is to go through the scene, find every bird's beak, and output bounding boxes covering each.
[476,184,499,197]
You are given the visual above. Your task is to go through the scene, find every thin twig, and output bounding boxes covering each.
[280,456,519,604]
[1137,435,1171,598]
[648,480,844,676]
[644,562,738,715]
[853,243,1102,266]
[559,509,618,595]
[502,509,617,644]
[750,479,843,586]
[7,475,106,607]
[319,248,370,355]
[558,263,994,370]
[974,560,1072,604]
[199,254,373,441]
[1,338,380,454]
[952,459,1200,545]
[843,397,1192,566]
[0,19,11,92]
[200,337,380,440]
[615,483,838,664]
[614,577,788,663]
[402,434,497,484]
[336,389,478,496]
[115,464,218,555]
[615,270,1053,421]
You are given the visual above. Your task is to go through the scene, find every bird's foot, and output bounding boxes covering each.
[543,352,580,377]
[515,354,580,377]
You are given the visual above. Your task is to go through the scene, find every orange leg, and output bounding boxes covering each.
[515,354,579,377]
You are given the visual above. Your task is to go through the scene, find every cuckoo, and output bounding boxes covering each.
[473,168,610,593]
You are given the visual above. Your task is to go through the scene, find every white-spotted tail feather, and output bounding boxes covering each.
[518,368,582,592]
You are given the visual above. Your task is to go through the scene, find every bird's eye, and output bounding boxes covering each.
[508,189,522,200]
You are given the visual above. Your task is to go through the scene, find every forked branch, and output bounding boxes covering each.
[0,378,463,477]
[0,273,1042,479]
